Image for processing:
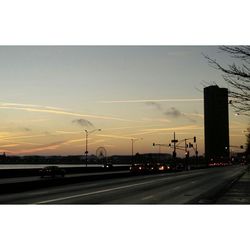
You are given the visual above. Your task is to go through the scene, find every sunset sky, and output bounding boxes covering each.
[0,46,248,156]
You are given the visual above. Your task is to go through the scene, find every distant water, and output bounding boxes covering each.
[0,164,128,170]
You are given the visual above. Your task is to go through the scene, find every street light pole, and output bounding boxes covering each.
[85,130,88,167]
[84,129,101,167]
[131,138,143,166]
[131,139,134,164]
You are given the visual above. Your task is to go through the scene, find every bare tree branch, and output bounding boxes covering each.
[204,46,250,116]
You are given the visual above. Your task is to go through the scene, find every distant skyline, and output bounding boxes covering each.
[0,46,248,156]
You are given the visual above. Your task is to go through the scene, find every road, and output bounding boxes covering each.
[0,165,246,204]
[0,170,128,185]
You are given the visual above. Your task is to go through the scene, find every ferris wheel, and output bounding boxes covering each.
[96,147,107,160]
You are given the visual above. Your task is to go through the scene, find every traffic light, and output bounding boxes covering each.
[194,136,196,143]
[240,145,244,149]
[153,143,155,146]
[189,143,193,148]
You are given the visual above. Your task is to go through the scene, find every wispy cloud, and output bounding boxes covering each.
[56,130,80,135]
[0,102,130,122]
[72,119,94,128]
[186,113,204,119]
[23,127,32,132]
[164,107,198,123]
[164,107,182,118]
[7,137,105,154]
[1,134,47,141]
[0,143,20,148]
[145,102,199,123]
[146,102,163,111]
[141,117,171,123]
[0,102,68,111]
[14,141,67,154]
[141,125,203,132]
[99,98,203,104]
[96,134,136,140]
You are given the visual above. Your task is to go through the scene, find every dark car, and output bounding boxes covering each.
[39,166,65,178]
[129,163,151,174]
[156,163,172,172]
[101,163,113,169]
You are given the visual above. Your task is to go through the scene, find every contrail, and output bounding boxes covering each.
[0,106,130,122]
[0,101,67,111]
[99,98,203,104]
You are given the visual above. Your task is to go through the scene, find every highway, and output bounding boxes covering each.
[0,165,246,204]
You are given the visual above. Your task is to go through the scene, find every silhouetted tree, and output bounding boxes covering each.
[204,46,250,116]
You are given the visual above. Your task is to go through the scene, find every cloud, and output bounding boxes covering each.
[0,101,130,122]
[164,107,182,118]
[72,119,94,128]
[1,134,47,140]
[56,130,80,135]
[23,127,32,132]
[6,137,106,155]
[141,117,171,123]
[96,134,136,140]
[145,102,163,111]
[0,143,20,148]
[141,125,203,132]
[164,107,198,123]
[15,141,67,154]
[99,98,203,104]
[145,102,198,123]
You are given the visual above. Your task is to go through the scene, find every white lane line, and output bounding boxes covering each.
[141,195,154,201]
[173,186,181,190]
[36,177,169,204]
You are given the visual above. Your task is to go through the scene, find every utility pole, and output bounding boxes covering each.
[172,132,178,160]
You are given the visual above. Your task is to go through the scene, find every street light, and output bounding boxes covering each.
[84,129,101,167]
[131,138,143,165]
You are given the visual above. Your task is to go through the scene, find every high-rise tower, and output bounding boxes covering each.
[204,85,229,162]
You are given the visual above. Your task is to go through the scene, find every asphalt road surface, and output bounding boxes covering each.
[0,165,246,204]
[0,170,128,185]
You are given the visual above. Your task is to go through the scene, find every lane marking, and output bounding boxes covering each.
[36,169,221,204]
[36,177,169,204]
[141,195,154,201]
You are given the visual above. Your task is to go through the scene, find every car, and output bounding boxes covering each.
[208,162,229,167]
[101,163,113,169]
[157,164,172,172]
[130,163,159,174]
[130,163,150,174]
[39,166,65,178]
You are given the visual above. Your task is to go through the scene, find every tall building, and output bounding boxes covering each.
[204,85,229,162]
